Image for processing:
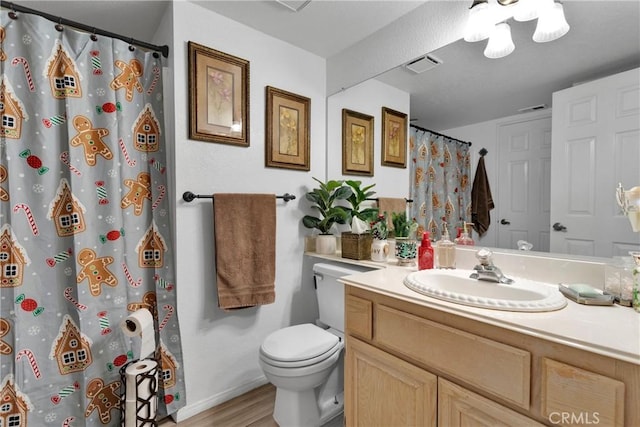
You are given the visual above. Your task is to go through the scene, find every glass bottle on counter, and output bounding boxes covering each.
[435,223,456,269]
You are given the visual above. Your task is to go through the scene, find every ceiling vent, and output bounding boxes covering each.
[404,55,442,74]
[517,104,548,113]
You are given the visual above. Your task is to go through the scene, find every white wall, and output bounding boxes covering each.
[443,109,552,248]
[170,1,327,420]
[327,79,411,213]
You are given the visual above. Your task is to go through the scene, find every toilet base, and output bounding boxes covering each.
[273,387,320,427]
[273,388,344,427]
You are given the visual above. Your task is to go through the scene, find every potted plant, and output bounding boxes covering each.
[391,211,418,265]
[302,177,352,254]
[370,213,389,262]
[341,180,378,260]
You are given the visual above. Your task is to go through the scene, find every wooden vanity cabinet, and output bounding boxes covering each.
[344,286,638,427]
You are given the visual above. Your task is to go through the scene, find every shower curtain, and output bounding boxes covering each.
[410,127,472,240]
[0,8,185,425]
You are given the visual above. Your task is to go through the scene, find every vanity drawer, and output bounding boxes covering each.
[375,304,531,409]
[345,295,372,340]
[541,358,625,427]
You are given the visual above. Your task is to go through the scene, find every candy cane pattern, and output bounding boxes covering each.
[60,151,82,176]
[147,66,161,95]
[62,417,76,427]
[122,262,142,287]
[64,287,88,311]
[159,304,174,331]
[11,57,35,92]
[152,185,166,210]
[16,349,41,379]
[13,203,39,236]
[119,138,136,167]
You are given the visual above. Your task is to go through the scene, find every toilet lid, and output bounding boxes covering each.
[261,324,340,362]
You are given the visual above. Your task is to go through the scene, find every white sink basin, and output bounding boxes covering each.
[403,269,567,312]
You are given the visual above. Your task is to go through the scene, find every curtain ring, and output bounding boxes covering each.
[153,52,160,59]
[128,38,135,52]
[8,6,18,20]
[55,18,64,32]
[90,29,98,42]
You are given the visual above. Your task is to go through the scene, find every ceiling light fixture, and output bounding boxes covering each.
[533,1,570,43]
[464,0,569,59]
[484,22,515,59]
[463,0,493,42]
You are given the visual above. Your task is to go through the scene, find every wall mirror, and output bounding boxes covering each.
[351,0,640,257]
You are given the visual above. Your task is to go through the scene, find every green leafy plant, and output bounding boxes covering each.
[391,211,418,238]
[302,178,352,234]
[370,213,388,240]
[344,180,379,225]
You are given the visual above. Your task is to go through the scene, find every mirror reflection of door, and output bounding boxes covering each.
[497,116,552,252]
[550,68,640,257]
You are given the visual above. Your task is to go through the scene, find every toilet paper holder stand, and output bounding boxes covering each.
[119,357,159,427]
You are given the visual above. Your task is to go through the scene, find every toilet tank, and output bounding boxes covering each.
[312,263,373,333]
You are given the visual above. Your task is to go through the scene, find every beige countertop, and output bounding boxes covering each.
[307,251,640,365]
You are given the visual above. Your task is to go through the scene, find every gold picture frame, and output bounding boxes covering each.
[265,86,311,171]
[342,109,374,176]
[188,41,250,146]
[381,107,408,168]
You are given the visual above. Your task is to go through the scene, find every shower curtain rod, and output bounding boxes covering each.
[1,1,170,58]
[410,124,472,147]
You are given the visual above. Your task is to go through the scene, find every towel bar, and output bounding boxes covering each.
[182,191,296,203]
[365,197,413,203]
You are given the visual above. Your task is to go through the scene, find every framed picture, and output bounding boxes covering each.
[265,86,311,171]
[381,107,408,168]
[188,41,250,146]
[342,109,374,176]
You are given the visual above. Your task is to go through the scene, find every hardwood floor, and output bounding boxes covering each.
[159,384,278,427]
[159,384,345,427]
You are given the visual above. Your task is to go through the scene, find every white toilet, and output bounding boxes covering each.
[259,263,371,427]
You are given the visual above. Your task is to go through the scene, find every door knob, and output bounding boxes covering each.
[552,222,567,232]
[500,219,511,225]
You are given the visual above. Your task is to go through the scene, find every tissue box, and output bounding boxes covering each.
[341,232,372,260]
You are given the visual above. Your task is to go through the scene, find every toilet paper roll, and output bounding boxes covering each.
[121,309,155,360]
[124,360,158,427]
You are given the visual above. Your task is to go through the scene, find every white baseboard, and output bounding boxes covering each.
[172,375,269,423]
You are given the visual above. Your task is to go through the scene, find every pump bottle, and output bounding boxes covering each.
[435,223,456,269]
[454,222,475,246]
[418,231,434,270]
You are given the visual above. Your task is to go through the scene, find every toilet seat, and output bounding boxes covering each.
[260,324,342,368]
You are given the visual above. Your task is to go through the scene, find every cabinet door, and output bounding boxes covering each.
[439,378,543,427]
[345,337,437,427]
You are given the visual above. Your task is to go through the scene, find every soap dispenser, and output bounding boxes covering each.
[435,223,456,269]
[418,231,434,270]
[455,222,475,246]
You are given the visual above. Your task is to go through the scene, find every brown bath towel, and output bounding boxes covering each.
[377,197,407,232]
[213,194,276,309]
[471,156,494,237]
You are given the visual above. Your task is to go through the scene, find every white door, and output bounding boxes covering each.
[550,68,640,257]
[497,116,552,252]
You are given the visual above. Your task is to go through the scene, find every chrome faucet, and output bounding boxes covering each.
[469,248,514,284]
